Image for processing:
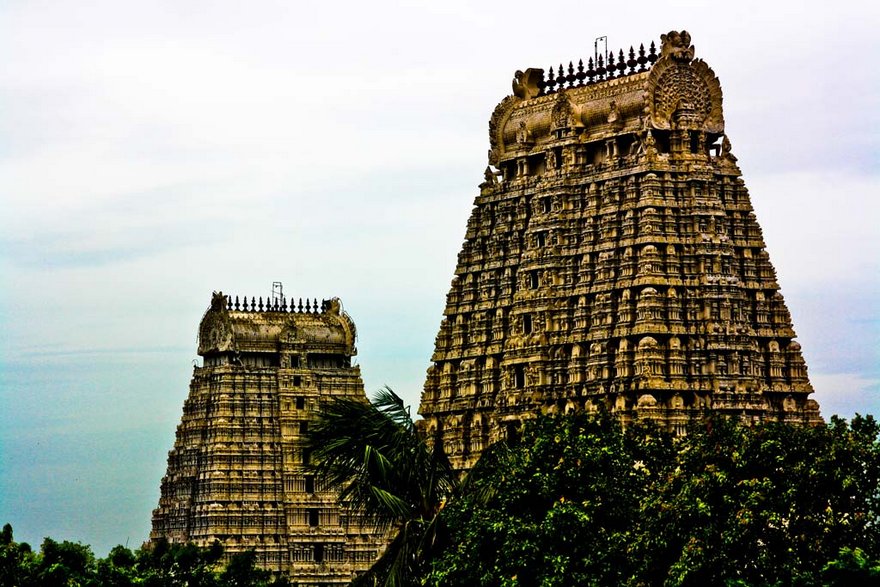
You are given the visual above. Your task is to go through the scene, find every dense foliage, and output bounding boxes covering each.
[0,524,287,587]
[426,413,880,587]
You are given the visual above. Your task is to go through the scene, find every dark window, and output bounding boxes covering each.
[529,271,539,289]
[523,314,533,334]
[305,475,315,494]
[514,365,525,389]
[308,508,319,527]
[295,397,305,409]
[542,197,552,213]
[302,449,311,465]
[299,421,308,434]
[536,232,547,248]
[314,543,324,563]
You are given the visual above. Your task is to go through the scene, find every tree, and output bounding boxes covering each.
[426,413,880,587]
[634,414,880,586]
[306,387,457,587]
[0,523,37,587]
[424,412,674,587]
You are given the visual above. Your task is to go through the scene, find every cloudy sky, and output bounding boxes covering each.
[1,0,877,555]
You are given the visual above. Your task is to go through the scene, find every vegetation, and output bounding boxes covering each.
[425,412,880,587]
[306,387,457,587]
[0,525,287,587]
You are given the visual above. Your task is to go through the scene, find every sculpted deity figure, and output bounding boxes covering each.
[516,121,533,146]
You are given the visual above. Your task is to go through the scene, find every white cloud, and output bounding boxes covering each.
[811,372,880,420]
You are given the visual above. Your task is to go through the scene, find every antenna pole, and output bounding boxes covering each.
[595,36,608,64]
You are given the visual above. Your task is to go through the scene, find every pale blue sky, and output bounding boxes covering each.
[1,0,878,555]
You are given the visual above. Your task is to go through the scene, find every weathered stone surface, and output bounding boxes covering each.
[419,31,821,472]
[151,292,387,584]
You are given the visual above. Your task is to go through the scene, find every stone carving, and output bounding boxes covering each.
[419,30,821,473]
[660,30,695,62]
[515,120,534,146]
[153,293,387,583]
[512,68,544,100]
[653,65,712,126]
[551,92,577,130]
[721,134,738,162]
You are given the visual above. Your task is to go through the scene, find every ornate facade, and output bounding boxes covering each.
[419,31,821,471]
[151,293,386,584]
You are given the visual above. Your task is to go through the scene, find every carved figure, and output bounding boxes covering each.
[516,121,533,145]
[660,29,695,61]
[481,166,500,188]
[211,291,226,311]
[512,68,544,100]
[721,134,738,162]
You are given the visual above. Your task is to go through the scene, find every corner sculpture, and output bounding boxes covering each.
[151,292,387,584]
[419,30,821,471]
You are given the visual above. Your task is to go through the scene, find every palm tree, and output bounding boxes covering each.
[306,387,456,587]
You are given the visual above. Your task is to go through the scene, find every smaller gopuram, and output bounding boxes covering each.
[419,30,822,471]
[151,291,386,584]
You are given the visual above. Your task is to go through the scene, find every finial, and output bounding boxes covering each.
[314,298,319,312]
[617,49,626,77]
[637,44,648,71]
[556,63,566,89]
[586,57,596,84]
[258,296,264,312]
[627,47,636,74]
[566,61,575,88]
[546,65,557,94]
[606,51,616,78]
[298,298,303,312]
[576,59,585,86]
[234,295,240,311]
[596,54,606,80]
[648,41,658,65]
[305,298,311,312]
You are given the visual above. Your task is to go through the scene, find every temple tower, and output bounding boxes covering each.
[418,31,821,471]
[151,292,386,584]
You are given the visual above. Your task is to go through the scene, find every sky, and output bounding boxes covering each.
[1,0,878,556]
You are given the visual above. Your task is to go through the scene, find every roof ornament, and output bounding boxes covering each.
[660,30,695,62]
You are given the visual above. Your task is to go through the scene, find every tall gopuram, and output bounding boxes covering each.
[419,30,821,471]
[151,292,386,584]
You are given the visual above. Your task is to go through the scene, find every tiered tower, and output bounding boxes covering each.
[151,292,386,584]
[419,30,821,471]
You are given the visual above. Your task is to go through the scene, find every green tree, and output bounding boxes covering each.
[634,415,880,586]
[94,545,142,587]
[36,537,99,586]
[424,412,674,587]
[426,413,880,587]
[307,387,457,587]
[219,550,271,587]
[0,523,38,587]
[135,538,224,587]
